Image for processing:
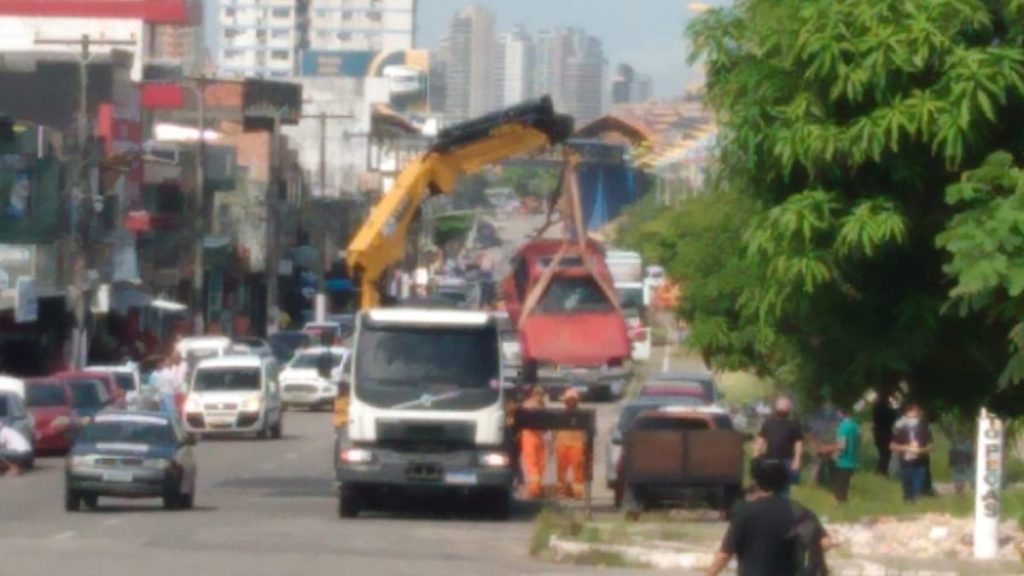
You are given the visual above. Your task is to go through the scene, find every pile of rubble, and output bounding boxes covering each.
[828,514,1024,562]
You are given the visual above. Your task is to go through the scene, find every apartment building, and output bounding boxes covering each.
[219,0,304,78]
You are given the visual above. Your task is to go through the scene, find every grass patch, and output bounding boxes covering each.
[791,472,1024,524]
[717,371,775,407]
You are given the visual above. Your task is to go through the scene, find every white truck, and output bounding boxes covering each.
[606,250,652,361]
[335,308,513,519]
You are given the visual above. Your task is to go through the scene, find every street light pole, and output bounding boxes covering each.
[189,76,209,336]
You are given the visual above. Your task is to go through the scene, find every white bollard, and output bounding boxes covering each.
[315,293,327,323]
[974,408,1003,559]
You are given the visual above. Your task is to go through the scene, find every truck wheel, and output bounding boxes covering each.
[338,484,362,518]
[64,488,81,512]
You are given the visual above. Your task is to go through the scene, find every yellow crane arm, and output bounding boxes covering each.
[347,97,574,309]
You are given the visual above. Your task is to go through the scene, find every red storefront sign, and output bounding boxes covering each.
[0,0,197,24]
[97,85,143,210]
[124,211,152,232]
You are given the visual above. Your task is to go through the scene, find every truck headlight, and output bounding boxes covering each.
[241,396,262,412]
[479,452,510,468]
[339,447,373,464]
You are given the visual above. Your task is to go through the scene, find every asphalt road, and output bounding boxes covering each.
[0,402,640,576]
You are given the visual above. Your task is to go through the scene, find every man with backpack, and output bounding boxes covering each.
[706,458,833,576]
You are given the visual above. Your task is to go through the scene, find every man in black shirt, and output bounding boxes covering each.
[706,459,831,576]
[871,390,898,475]
[755,397,804,492]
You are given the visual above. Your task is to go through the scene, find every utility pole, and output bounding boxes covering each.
[266,112,284,336]
[310,110,352,321]
[35,34,134,369]
[185,76,211,336]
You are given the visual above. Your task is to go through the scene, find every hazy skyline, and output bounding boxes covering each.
[205,1,724,97]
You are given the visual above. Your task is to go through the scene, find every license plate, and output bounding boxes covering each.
[444,471,478,486]
[102,471,133,483]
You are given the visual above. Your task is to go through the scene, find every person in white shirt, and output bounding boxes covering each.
[0,421,32,476]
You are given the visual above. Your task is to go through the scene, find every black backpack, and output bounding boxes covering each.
[788,502,828,576]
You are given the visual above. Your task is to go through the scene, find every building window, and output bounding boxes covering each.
[343,11,353,21]
[272,8,291,19]
[338,32,352,42]
[271,50,290,61]
[272,29,290,39]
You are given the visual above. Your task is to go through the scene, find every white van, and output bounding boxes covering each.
[183,356,284,439]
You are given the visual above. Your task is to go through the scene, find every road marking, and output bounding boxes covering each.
[51,531,76,540]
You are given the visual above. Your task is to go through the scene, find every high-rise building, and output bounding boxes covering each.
[532,28,605,124]
[152,24,206,75]
[611,63,654,105]
[444,5,494,120]
[218,0,304,78]
[496,26,534,108]
[307,0,415,53]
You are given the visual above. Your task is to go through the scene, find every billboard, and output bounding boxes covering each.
[300,49,429,112]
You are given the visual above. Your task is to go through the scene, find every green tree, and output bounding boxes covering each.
[682,0,1024,410]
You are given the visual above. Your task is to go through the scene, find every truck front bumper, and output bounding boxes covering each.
[336,446,514,490]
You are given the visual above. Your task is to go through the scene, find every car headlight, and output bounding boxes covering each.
[241,396,262,412]
[184,395,203,412]
[479,451,510,468]
[69,455,91,468]
[142,458,170,469]
[339,447,373,464]
[50,416,71,430]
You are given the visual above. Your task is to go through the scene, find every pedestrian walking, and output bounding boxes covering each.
[872,389,898,476]
[824,406,860,503]
[519,387,547,499]
[754,396,804,493]
[554,389,586,498]
[890,403,933,502]
[706,458,833,576]
[0,420,32,477]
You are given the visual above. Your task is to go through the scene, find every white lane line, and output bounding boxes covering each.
[51,531,76,540]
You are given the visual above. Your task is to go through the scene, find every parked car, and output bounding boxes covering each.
[0,391,34,468]
[230,337,274,358]
[183,355,284,439]
[65,410,197,511]
[86,365,141,399]
[268,330,313,364]
[619,405,742,515]
[53,375,113,422]
[24,379,79,454]
[54,371,126,409]
[280,347,350,411]
[648,371,719,404]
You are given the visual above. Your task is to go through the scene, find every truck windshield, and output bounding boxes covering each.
[537,278,614,314]
[355,324,500,411]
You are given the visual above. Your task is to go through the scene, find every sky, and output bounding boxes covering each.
[205,1,723,98]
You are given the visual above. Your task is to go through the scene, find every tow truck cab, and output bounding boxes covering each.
[335,308,513,519]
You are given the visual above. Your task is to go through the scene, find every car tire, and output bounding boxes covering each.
[338,484,362,518]
[82,493,99,510]
[64,489,81,512]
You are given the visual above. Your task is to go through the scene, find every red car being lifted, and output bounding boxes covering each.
[502,238,632,400]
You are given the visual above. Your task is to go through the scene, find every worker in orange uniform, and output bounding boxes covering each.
[555,389,587,498]
[519,387,547,499]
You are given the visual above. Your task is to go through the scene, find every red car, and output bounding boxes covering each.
[24,379,80,454]
[53,370,126,409]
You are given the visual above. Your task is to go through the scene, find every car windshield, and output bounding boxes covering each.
[79,420,174,445]
[355,324,500,411]
[291,351,343,370]
[113,373,136,392]
[618,287,644,315]
[269,332,312,362]
[68,381,104,409]
[26,385,65,408]
[193,368,261,392]
[537,278,614,314]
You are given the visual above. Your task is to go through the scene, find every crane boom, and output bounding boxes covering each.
[347,97,574,309]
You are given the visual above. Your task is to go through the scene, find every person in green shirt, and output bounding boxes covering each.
[826,406,861,503]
